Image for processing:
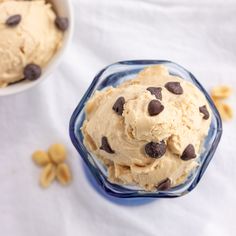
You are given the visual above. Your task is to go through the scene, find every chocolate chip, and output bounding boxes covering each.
[165,82,183,95]
[181,144,196,161]
[147,87,162,100]
[55,17,69,31]
[6,14,21,27]
[157,178,171,191]
[148,99,164,116]
[100,137,115,154]
[23,64,42,81]
[145,141,166,158]
[112,97,125,116]
[199,105,209,120]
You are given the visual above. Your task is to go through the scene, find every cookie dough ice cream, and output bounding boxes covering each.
[0,0,67,87]
[82,65,211,191]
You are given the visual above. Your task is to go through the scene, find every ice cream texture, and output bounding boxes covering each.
[0,0,63,87]
[82,65,212,191]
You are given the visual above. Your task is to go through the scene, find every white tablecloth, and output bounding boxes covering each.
[1,0,236,235]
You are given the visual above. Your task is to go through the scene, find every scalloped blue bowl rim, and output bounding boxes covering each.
[69,60,223,198]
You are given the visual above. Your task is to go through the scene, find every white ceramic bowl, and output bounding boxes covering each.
[0,0,74,96]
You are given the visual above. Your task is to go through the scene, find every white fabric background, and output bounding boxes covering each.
[1,0,236,235]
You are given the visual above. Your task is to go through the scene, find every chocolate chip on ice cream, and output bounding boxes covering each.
[181,144,196,161]
[24,64,42,81]
[100,137,115,154]
[147,87,162,100]
[145,141,166,158]
[55,17,69,31]
[5,14,21,27]
[148,99,164,116]
[112,97,125,115]
[199,105,210,120]
[165,82,183,95]
[156,178,171,191]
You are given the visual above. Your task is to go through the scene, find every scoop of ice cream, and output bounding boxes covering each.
[0,0,63,86]
[82,65,211,191]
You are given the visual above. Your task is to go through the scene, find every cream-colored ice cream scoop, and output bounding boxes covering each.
[82,65,212,191]
[0,0,63,87]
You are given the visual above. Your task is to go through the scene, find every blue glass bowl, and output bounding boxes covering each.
[69,60,222,198]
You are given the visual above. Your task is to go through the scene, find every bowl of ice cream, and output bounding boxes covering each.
[69,60,222,198]
[0,0,73,96]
